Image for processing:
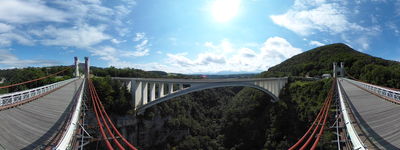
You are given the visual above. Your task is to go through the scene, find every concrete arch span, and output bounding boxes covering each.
[137,82,278,113]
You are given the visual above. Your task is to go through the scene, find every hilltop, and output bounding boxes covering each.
[262,43,400,88]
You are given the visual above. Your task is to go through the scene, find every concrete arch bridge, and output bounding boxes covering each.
[112,77,288,113]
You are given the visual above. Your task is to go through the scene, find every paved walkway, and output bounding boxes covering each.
[0,79,83,150]
[340,79,400,149]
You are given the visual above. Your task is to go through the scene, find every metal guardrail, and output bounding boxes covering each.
[343,78,400,102]
[337,79,367,150]
[54,79,85,150]
[0,78,77,107]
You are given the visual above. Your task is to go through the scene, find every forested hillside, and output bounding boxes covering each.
[91,66,196,79]
[0,66,73,93]
[262,43,400,88]
[91,66,161,78]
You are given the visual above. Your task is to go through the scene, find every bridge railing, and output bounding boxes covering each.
[343,78,400,103]
[0,78,78,107]
[53,79,85,150]
[337,79,367,150]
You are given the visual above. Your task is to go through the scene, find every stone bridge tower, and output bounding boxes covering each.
[333,62,345,77]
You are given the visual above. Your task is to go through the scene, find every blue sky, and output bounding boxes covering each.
[1,0,400,74]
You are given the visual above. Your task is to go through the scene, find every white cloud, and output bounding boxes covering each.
[132,49,150,57]
[0,0,128,49]
[0,23,13,33]
[0,0,142,69]
[0,0,135,48]
[0,32,33,46]
[293,0,328,9]
[111,38,125,44]
[309,40,324,47]
[270,1,365,36]
[0,0,68,24]
[261,37,302,59]
[136,40,148,50]
[396,0,400,16]
[168,37,178,45]
[121,0,137,6]
[115,5,131,17]
[131,37,302,73]
[120,48,149,57]
[116,27,130,37]
[238,47,257,58]
[87,31,150,66]
[0,49,59,68]
[90,45,149,67]
[0,22,34,46]
[90,46,118,62]
[50,0,114,23]
[341,34,371,51]
[134,32,146,41]
[33,24,110,48]
[166,53,195,67]
[355,36,369,50]
[134,39,150,56]
[270,0,381,51]
[387,22,400,36]
[132,33,150,56]
[204,39,234,53]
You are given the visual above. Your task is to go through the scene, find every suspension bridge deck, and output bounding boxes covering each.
[340,79,400,149]
[0,79,83,149]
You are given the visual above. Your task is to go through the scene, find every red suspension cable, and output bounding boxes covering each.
[91,79,138,150]
[310,79,336,149]
[88,79,114,150]
[90,80,124,150]
[289,98,329,150]
[311,93,333,149]
[299,90,332,150]
[289,78,336,150]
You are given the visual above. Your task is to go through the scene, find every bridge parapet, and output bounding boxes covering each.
[113,77,288,112]
[0,78,78,109]
[337,79,367,150]
[343,78,400,103]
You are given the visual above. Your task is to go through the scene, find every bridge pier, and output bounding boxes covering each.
[278,78,286,95]
[150,83,156,102]
[272,81,277,96]
[132,81,142,107]
[262,81,267,89]
[168,83,173,94]
[142,82,148,105]
[159,83,164,98]
[122,81,132,91]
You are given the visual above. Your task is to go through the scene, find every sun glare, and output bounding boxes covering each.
[211,0,241,23]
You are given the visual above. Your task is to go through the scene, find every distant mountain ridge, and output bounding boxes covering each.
[261,43,400,88]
